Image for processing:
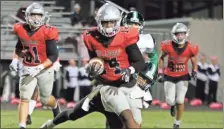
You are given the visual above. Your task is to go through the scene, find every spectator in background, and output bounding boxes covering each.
[86,7,99,26]
[15,5,26,23]
[196,55,208,103]
[65,59,79,106]
[70,3,82,26]
[76,34,90,60]
[129,6,137,11]
[1,61,22,102]
[64,36,78,54]
[207,56,221,104]
[78,58,92,99]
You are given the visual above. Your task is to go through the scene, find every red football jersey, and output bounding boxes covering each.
[160,40,198,77]
[83,27,139,81]
[13,23,58,66]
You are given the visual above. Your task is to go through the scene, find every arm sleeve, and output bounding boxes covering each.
[148,49,158,68]
[15,39,23,56]
[207,67,217,75]
[83,31,97,59]
[46,40,58,63]
[160,41,167,53]
[190,44,199,57]
[217,69,221,76]
[198,65,207,74]
[147,49,158,77]
[126,43,145,73]
[15,39,23,49]
[87,50,97,59]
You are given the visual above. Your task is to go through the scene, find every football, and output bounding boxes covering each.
[89,57,105,68]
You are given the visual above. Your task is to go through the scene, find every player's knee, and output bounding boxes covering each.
[21,98,29,103]
[166,98,175,106]
[176,97,184,104]
[40,96,49,105]
[20,93,31,101]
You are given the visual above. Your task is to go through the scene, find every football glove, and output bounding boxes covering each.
[120,66,135,82]
[86,62,104,78]
[9,58,19,72]
[157,73,164,83]
[191,70,197,80]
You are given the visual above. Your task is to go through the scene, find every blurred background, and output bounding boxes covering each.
[0,0,223,117]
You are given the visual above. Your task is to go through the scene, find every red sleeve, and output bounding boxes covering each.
[45,26,59,41]
[124,27,139,47]
[83,30,93,51]
[189,43,199,57]
[13,23,21,34]
[160,40,170,53]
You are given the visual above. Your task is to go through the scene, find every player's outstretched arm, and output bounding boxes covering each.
[190,56,198,72]
[158,51,167,82]
[190,56,198,80]
[158,51,167,72]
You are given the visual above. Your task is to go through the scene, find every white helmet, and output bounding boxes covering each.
[95,3,122,37]
[25,2,46,28]
[171,22,189,44]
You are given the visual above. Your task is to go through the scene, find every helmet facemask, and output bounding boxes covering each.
[98,20,121,37]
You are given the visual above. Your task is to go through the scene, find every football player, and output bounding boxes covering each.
[40,3,146,129]
[10,55,61,126]
[9,2,61,128]
[122,10,158,106]
[104,10,159,128]
[158,23,198,129]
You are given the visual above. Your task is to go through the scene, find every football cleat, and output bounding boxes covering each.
[26,114,32,125]
[173,124,180,129]
[40,120,55,128]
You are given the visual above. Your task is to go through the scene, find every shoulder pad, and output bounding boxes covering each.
[139,34,155,49]
[83,28,97,51]
[44,25,59,40]
[120,27,139,47]
[13,23,23,33]
[160,40,171,51]
[189,42,199,57]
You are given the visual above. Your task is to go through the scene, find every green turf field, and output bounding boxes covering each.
[1,110,222,128]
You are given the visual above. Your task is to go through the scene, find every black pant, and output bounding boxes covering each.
[53,93,124,129]
[66,87,75,102]
[195,79,206,102]
[208,80,218,104]
[79,86,92,100]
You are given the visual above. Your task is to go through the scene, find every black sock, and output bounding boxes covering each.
[53,98,91,125]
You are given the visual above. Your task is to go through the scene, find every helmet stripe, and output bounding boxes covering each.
[133,11,138,19]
